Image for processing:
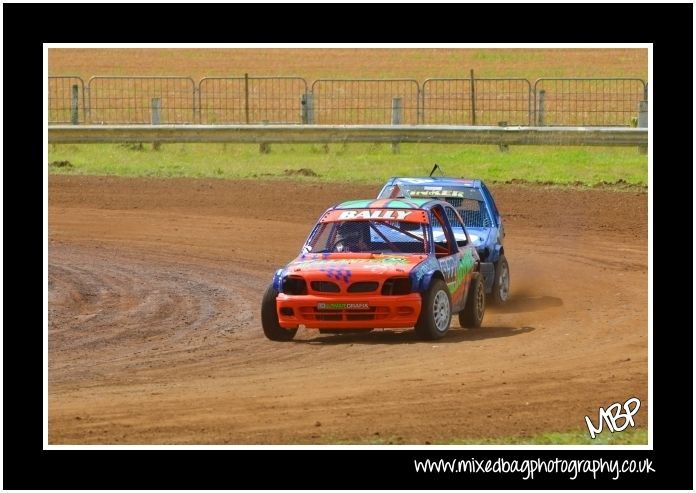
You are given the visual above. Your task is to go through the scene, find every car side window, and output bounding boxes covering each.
[429,207,456,257]
[446,207,467,247]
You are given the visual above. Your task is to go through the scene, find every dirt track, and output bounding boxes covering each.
[48,176,648,444]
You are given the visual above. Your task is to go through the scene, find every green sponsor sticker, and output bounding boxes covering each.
[317,303,370,310]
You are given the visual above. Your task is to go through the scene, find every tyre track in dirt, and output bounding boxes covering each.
[49,246,262,388]
[48,176,648,444]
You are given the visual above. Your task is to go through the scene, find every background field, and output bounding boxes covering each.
[48,47,648,186]
[49,48,647,81]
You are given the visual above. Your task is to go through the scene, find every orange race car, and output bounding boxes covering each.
[261,198,485,341]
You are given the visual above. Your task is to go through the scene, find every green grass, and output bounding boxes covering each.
[48,143,647,186]
[294,427,648,445]
[444,427,648,445]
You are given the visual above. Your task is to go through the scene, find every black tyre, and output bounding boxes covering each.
[490,254,510,305]
[415,278,452,340]
[459,272,485,328]
[261,284,297,341]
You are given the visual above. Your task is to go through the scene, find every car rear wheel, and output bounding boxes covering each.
[490,254,510,305]
[261,284,297,341]
[459,272,485,328]
[415,279,451,340]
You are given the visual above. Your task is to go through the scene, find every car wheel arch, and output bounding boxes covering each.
[271,269,286,292]
[490,244,504,263]
[420,270,446,292]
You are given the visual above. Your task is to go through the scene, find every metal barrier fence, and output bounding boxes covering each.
[533,78,646,126]
[48,76,86,123]
[474,78,534,126]
[311,79,420,124]
[88,76,196,124]
[422,78,532,125]
[199,76,308,124]
[48,75,648,127]
[48,125,649,147]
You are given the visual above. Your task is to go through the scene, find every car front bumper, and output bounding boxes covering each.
[276,293,422,329]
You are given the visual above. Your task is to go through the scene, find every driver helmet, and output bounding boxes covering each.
[336,222,365,251]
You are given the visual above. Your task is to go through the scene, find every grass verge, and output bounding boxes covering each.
[444,427,648,445]
[294,427,648,445]
[48,143,647,186]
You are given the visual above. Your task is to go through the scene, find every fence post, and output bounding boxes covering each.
[638,101,648,128]
[537,89,546,126]
[193,85,199,124]
[244,73,250,124]
[637,100,648,154]
[417,87,423,124]
[151,98,161,150]
[306,92,314,124]
[498,121,509,152]
[70,84,79,125]
[85,85,91,123]
[391,97,403,154]
[260,120,271,154]
[301,93,308,124]
[301,92,315,124]
[470,69,476,125]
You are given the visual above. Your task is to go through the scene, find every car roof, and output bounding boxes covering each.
[333,198,448,211]
[387,176,483,188]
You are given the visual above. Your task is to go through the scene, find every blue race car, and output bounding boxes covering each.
[377,177,509,304]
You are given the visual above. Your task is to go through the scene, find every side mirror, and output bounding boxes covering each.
[456,239,468,248]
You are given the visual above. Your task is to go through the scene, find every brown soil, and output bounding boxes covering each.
[283,168,319,177]
[48,176,648,444]
[48,48,647,81]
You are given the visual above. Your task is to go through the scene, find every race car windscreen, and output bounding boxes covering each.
[395,187,493,228]
[304,220,430,254]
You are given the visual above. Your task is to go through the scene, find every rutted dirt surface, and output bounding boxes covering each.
[48,176,648,444]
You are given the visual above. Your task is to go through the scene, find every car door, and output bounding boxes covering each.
[430,204,476,312]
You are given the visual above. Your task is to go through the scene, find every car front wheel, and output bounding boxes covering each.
[261,284,297,341]
[415,279,452,340]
